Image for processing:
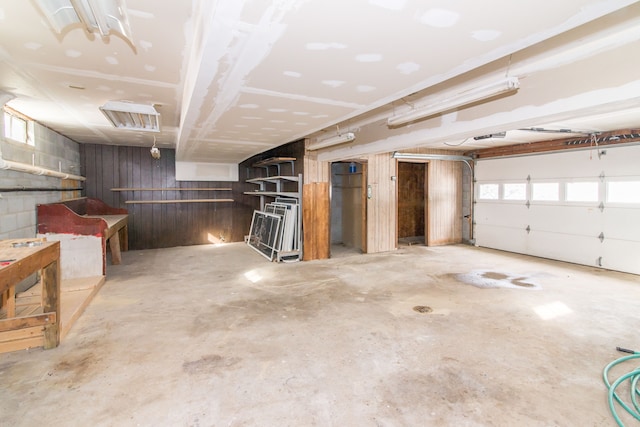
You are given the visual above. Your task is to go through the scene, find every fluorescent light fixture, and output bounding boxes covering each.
[391,152,473,162]
[308,132,355,151]
[36,0,133,43]
[387,77,520,127]
[100,101,160,132]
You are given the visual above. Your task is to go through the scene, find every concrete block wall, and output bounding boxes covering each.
[0,116,81,240]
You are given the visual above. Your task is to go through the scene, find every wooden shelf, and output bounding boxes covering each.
[244,191,299,198]
[247,175,300,184]
[252,157,296,168]
[111,187,232,191]
[124,199,234,204]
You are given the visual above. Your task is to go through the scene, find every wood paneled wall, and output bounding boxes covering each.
[366,153,397,253]
[80,144,255,250]
[426,159,463,245]
[397,162,425,239]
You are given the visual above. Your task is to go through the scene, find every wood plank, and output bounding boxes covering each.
[0,336,44,353]
[41,258,60,348]
[111,187,232,191]
[0,325,43,343]
[0,313,56,333]
[303,182,330,260]
[124,199,234,204]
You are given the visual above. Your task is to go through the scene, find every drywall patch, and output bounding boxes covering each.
[241,116,262,120]
[268,108,287,112]
[397,61,420,75]
[284,70,302,78]
[97,85,112,92]
[455,270,541,290]
[322,80,346,88]
[144,64,156,72]
[306,42,347,50]
[357,85,376,93]
[65,49,82,58]
[105,56,119,65]
[369,0,407,11]
[472,29,502,42]
[270,119,285,123]
[293,111,309,116]
[312,114,329,119]
[240,103,259,109]
[25,42,42,50]
[355,53,383,62]
[139,40,153,51]
[418,8,459,28]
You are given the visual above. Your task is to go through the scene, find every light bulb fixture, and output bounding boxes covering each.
[35,0,134,45]
[307,132,356,151]
[150,136,160,159]
[100,101,160,132]
[387,77,520,127]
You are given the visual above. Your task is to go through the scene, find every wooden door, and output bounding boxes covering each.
[397,162,426,243]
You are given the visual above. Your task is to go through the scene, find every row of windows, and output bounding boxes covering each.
[477,181,640,204]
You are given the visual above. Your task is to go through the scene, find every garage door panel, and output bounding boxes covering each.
[528,205,602,236]
[602,240,640,275]
[475,203,528,228]
[476,224,527,254]
[603,208,640,241]
[527,231,601,266]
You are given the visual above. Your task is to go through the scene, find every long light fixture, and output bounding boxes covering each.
[387,77,520,127]
[307,132,356,151]
[100,101,160,132]
[35,0,133,44]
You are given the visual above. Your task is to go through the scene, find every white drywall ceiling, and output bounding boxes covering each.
[0,0,638,164]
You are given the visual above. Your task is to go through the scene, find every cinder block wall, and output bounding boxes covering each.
[0,116,81,240]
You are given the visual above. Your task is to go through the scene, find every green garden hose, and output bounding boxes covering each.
[602,347,640,426]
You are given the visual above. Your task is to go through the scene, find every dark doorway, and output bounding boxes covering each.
[397,162,426,245]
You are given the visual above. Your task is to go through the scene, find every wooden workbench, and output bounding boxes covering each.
[0,238,60,353]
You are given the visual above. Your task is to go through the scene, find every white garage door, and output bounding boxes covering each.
[474,144,640,275]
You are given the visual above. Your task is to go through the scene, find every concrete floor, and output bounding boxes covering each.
[1,243,639,426]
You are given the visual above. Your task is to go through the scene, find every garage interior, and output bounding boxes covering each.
[1,1,639,425]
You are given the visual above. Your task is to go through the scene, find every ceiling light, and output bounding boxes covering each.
[473,132,507,140]
[100,101,160,132]
[35,0,133,44]
[387,77,520,127]
[150,137,160,159]
[307,132,356,151]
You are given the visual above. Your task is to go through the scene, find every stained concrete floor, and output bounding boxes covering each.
[1,243,639,426]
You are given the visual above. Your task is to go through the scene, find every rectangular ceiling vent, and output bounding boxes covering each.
[100,101,160,132]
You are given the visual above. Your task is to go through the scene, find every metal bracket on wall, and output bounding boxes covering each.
[526,200,530,209]
[598,232,605,243]
[599,172,606,181]
[597,256,603,267]
[526,175,531,183]
[526,225,531,234]
[599,202,605,212]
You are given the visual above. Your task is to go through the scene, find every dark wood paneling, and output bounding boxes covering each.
[80,145,255,250]
[397,162,425,239]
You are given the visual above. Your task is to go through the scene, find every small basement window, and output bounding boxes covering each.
[3,107,33,145]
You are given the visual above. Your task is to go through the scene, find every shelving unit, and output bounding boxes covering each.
[244,157,302,262]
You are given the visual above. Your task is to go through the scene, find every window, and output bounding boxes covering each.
[607,181,640,204]
[3,108,32,145]
[566,182,598,202]
[532,183,559,201]
[503,183,527,200]
[478,183,499,200]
